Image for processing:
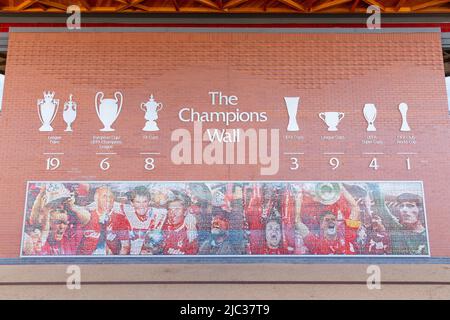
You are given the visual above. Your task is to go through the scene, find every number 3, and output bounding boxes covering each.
[290,157,299,170]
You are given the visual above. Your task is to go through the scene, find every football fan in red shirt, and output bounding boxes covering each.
[296,184,361,255]
[162,192,198,255]
[77,186,131,255]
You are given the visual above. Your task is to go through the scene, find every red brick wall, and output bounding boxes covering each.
[0,30,449,257]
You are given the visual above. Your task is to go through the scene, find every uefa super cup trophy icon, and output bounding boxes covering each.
[284,97,300,131]
[95,91,123,132]
[37,91,59,132]
[63,94,77,132]
[141,94,163,132]
[319,112,345,131]
[363,103,377,132]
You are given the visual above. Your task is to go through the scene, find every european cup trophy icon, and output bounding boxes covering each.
[284,97,300,131]
[95,91,123,132]
[363,103,377,132]
[37,91,59,132]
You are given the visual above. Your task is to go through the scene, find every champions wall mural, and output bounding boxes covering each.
[22,181,428,256]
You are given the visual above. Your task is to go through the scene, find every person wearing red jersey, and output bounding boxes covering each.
[162,192,198,255]
[296,184,361,255]
[77,186,130,255]
[25,184,90,256]
[245,183,296,255]
[121,186,167,255]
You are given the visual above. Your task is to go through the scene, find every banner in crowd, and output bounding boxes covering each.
[21,181,429,257]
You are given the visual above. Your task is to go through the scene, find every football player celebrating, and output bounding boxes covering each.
[162,191,198,255]
[121,186,167,255]
[78,186,131,255]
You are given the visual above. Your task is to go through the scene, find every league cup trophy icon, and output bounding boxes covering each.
[141,94,163,132]
[319,112,345,131]
[363,103,377,132]
[37,91,59,132]
[63,94,77,132]
[95,91,123,132]
[399,102,411,132]
[284,97,300,131]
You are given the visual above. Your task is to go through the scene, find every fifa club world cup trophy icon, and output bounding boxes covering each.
[141,94,163,132]
[95,91,123,132]
[284,97,300,131]
[319,112,345,131]
[37,91,59,132]
[363,103,377,132]
[399,102,411,132]
[63,94,77,132]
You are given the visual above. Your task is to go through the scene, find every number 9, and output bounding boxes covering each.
[329,157,339,170]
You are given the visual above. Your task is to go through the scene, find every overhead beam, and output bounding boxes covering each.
[361,0,386,10]
[311,0,352,12]
[37,0,68,10]
[223,0,249,9]
[411,0,450,11]
[193,0,221,10]
[350,0,360,12]
[277,0,306,12]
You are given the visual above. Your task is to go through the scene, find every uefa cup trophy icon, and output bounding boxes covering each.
[141,94,163,132]
[399,102,411,132]
[363,103,377,132]
[319,112,345,131]
[95,91,123,132]
[37,91,59,132]
[284,97,300,131]
[63,94,77,132]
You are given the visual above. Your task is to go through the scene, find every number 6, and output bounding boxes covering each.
[100,158,110,171]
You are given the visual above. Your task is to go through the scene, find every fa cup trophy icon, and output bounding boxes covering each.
[363,103,377,132]
[95,91,123,132]
[284,97,300,131]
[63,94,77,132]
[141,94,163,132]
[399,102,411,132]
[319,112,345,131]
[37,91,59,132]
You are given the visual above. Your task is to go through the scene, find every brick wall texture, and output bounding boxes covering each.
[0,30,449,257]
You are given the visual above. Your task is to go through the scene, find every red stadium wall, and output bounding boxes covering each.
[0,29,449,258]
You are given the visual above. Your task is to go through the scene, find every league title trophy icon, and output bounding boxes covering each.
[141,94,163,132]
[399,102,411,132]
[319,112,345,131]
[37,91,59,132]
[95,91,123,132]
[363,103,377,132]
[63,94,77,132]
[284,97,300,131]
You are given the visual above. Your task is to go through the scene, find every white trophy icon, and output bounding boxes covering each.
[284,97,300,131]
[141,94,163,132]
[399,102,411,132]
[363,103,377,132]
[37,91,59,132]
[63,94,77,132]
[95,91,123,132]
[319,112,345,131]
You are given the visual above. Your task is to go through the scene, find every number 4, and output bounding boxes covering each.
[369,158,379,170]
